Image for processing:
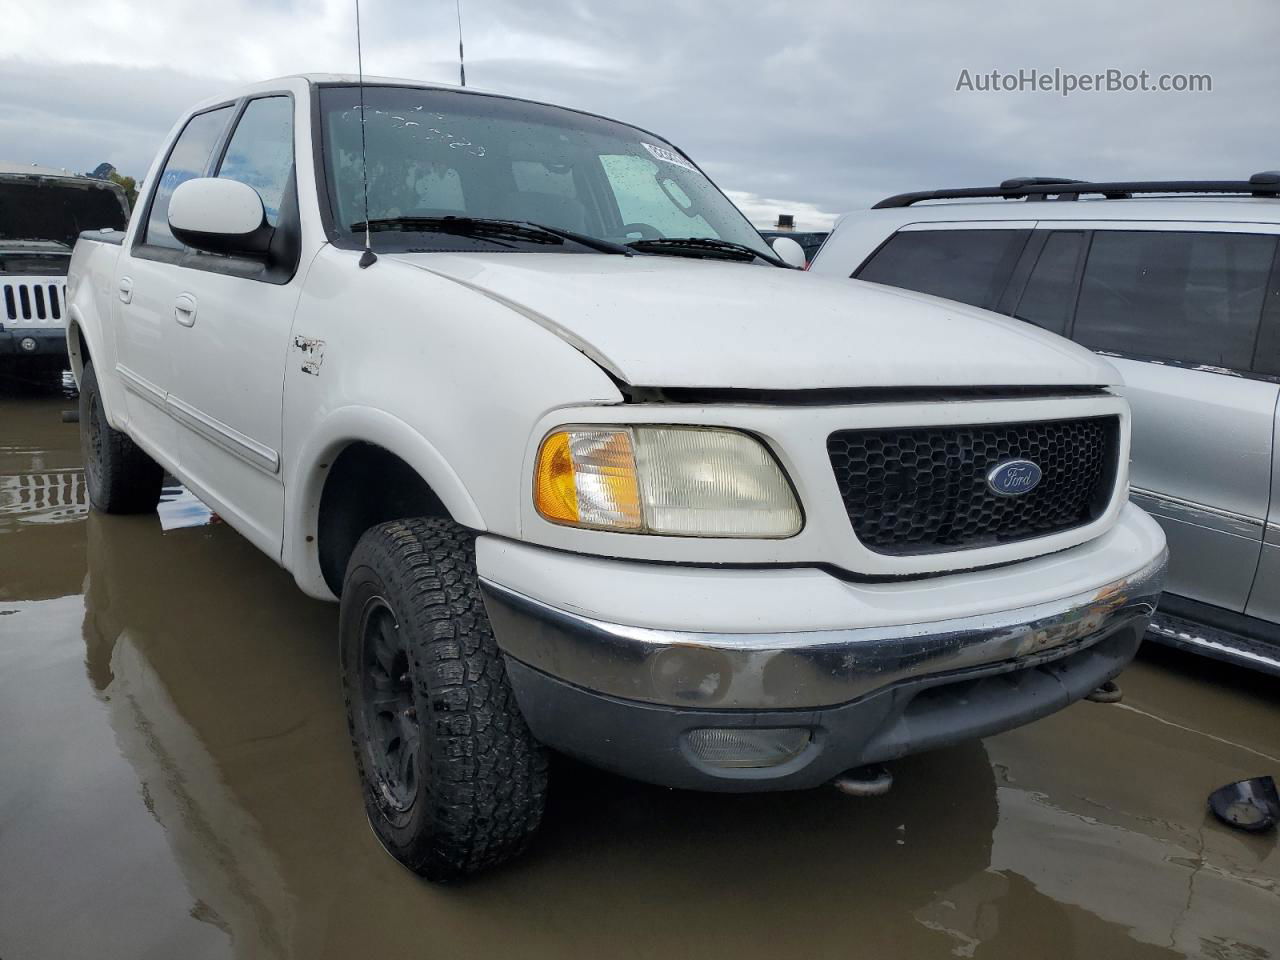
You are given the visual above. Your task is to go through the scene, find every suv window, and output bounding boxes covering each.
[1255,245,1280,376]
[1075,230,1278,371]
[216,96,294,227]
[856,229,1028,310]
[1014,231,1085,335]
[144,105,235,250]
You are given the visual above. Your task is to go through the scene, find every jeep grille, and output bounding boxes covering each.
[3,282,65,323]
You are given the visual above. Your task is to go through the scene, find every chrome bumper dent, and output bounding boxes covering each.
[480,549,1167,711]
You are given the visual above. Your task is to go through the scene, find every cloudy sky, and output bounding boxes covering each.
[2,0,1275,229]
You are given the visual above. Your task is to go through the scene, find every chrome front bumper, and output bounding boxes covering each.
[480,549,1168,712]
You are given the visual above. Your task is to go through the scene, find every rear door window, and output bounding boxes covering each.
[1253,244,1280,376]
[142,105,235,250]
[1074,230,1277,371]
[855,229,1029,310]
[1013,231,1086,335]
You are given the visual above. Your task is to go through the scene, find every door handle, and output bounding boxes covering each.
[118,277,133,304]
[174,293,197,327]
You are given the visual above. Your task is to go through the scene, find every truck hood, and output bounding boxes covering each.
[0,174,130,250]
[390,252,1117,391]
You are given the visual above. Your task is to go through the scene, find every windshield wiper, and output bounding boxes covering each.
[625,237,784,265]
[348,216,632,256]
[511,220,633,256]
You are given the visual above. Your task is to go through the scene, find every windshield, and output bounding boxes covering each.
[318,85,772,258]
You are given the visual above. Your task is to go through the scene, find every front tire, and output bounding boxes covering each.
[79,361,164,514]
[340,517,549,881]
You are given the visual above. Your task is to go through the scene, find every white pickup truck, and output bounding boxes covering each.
[67,74,1167,881]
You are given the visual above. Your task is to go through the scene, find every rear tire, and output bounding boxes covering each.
[79,361,164,514]
[340,517,549,882]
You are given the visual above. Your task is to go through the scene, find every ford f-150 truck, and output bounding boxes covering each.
[66,74,1168,881]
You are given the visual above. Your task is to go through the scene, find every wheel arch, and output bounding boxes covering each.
[66,303,128,431]
[286,406,486,600]
[66,314,90,383]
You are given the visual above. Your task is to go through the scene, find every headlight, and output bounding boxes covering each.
[534,426,802,537]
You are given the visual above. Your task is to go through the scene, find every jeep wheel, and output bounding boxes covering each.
[79,361,164,514]
[339,517,549,881]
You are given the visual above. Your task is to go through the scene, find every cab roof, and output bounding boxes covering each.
[186,73,482,112]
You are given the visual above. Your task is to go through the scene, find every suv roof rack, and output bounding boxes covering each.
[872,171,1280,209]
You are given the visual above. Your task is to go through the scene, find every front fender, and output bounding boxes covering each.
[284,405,486,599]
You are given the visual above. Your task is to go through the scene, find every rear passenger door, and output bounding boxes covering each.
[1031,223,1280,612]
[115,104,236,456]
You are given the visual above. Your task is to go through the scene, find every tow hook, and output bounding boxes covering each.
[1086,679,1123,703]
[832,763,893,797]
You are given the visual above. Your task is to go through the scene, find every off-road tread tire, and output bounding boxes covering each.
[341,517,549,882]
[79,361,164,514]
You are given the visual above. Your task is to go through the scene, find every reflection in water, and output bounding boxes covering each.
[82,512,331,957]
[104,637,292,956]
[0,397,90,601]
[157,483,216,530]
[912,780,1280,957]
[990,786,1279,956]
[76,510,1008,958]
[2,391,1278,959]
[0,467,87,525]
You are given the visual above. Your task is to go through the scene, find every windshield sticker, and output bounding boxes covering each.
[642,142,698,173]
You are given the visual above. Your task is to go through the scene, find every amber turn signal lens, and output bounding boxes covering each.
[534,431,580,524]
[534,429,642,530]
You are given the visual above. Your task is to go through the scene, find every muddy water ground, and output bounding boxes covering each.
[2,389,1278,960]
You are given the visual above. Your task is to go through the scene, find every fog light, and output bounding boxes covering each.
[19,337,37,353]
[685,727,811,769]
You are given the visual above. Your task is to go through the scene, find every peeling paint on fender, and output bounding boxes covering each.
[293,336,325,375]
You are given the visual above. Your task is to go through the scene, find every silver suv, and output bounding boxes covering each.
[810,174,1280,677]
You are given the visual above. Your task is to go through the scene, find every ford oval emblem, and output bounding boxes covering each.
[986,459,1043,496]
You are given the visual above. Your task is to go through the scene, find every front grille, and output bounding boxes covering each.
[828,416,1119,555]
[2,282,65,323]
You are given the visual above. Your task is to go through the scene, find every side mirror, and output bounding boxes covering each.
[770,235,807,269]
[168,178,273,258]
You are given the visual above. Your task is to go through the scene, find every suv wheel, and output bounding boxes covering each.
[339,517,549,881]
[79,361,164,514]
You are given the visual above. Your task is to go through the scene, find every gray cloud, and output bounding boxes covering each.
[3,0,1276,228]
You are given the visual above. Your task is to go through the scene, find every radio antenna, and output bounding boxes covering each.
[355,0,377,267]
[455,0,466,87]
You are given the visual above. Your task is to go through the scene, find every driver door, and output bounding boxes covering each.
[164,94,305,557]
